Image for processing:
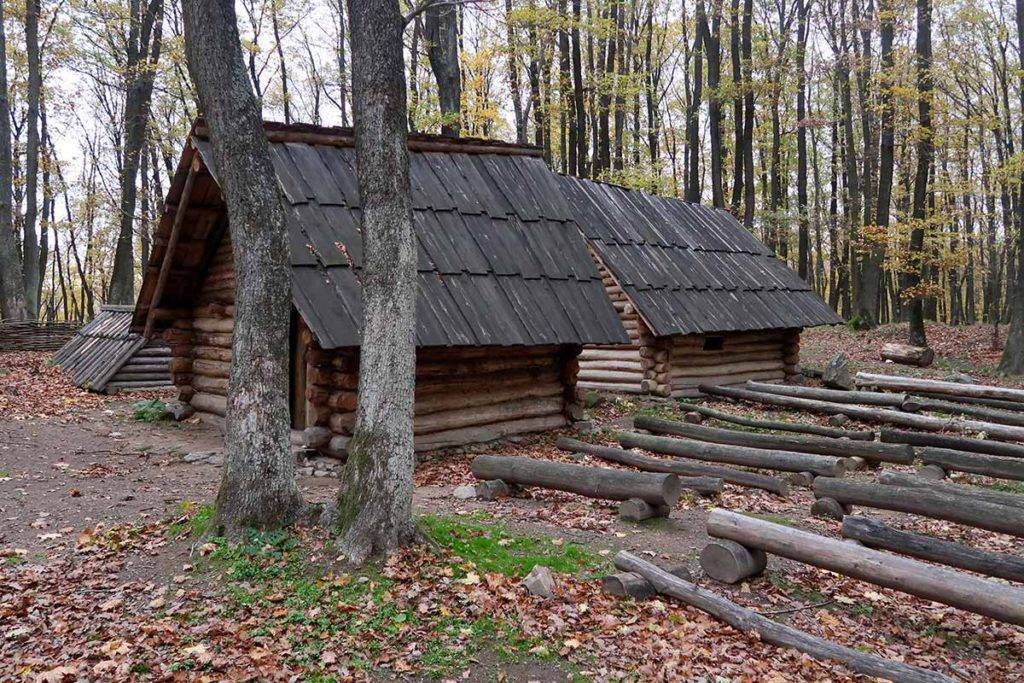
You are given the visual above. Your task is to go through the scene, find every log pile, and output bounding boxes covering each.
[880,343,934,367]
[106,342,173,391]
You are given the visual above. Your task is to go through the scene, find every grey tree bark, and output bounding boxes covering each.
[0,0,24,320]
[424,1,461,136]
[906,0,932,346]
[107,0,165,305]
[181,0,304,535]
[332,0,418,563]
[999,0,1024,374]
[22,0,41,317]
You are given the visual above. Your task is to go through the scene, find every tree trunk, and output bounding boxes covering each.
[107,0,165,306]
[613,551,952,683]
[424,2,461,136]
[703,2,723,207]
[634,414,913,463]
[856,371,1024,403]
[795,0,809,279]
[880,342,934,367]
[684,0,705,203]
[877,470,1024,511]
[707,508,1024,626]
[880,427,1024,459]
[922,447,1024,482]
[333,0,418,563]
[22,0,41,317]
[740,0,754,228]
[0,0,24,320]
[906,0,932,346]
[181,0,304,534]
[570,0,587,175]
[471,454,683,506]
[999,0,1024,373]
[728,0,743,212]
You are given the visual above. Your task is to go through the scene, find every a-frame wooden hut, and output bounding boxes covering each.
[132,122,627,450]
[559,176,842,398]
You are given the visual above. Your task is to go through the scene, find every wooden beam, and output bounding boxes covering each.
[144,157,201,339]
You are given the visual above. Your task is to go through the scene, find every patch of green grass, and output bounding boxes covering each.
[419,514,604,578]
[768,572,829,605]
[132,398,169,422]
[166,501,215,539]
[0,470,10,478]
[3,555,27,567]
[747,512,799,527]
[986,480,1024,495]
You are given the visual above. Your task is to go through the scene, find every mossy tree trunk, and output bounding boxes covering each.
[181,0,304,535]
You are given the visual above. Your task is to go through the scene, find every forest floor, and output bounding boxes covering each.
[2,323,1023,681]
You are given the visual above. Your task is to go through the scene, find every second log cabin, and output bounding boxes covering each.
[558,177,842,398]
[132,121,628,451]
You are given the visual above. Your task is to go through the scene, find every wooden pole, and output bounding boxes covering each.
[745,380,906,407]
[680,402,875,440]
[612,551,953,683]
[921,447,1024,482]
[880,428,1024,458]
[877,470,1024,511]
[143,155,201,340]
[706,508,1024,626]
[856,371,1024,404]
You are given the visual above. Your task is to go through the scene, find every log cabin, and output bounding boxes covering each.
[558,176,842,398]
[131,122,628,451]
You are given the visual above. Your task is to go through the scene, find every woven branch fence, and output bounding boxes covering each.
[0,319,82,351]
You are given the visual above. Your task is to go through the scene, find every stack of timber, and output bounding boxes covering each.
[855,371,1024,404]
[663,329,802,398]
[577,260,649,394]
[703,508,1024,626]
[0,319,81,351]
[54,305,170,392]
[307,343,576,452]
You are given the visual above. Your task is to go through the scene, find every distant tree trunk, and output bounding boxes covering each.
[107,0,165,306]
[906,0,932,347]
[0,0,24,320]
[560,0,574,174]
[703,1,723,208]
[795,0,809,280]
[870,0,895,326]
[729,0,743,212]
[22,0,41,317]
[335,0,350,126]
[741,0,755,229]
[333,0,418,562]
[1000,0,1024,373]
[272,4,291,123]
[505,0,527,144]
[182,0,305,534]
[685,0,705,203]
[425,2,461,136]
[596,1,616,175]
[571,0,587,175]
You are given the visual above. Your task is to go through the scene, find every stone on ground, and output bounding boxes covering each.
[823,352,853,390]
[523,565,555,597]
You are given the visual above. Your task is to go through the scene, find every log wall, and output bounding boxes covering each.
[165,231,574,449]
[664,329,802,398]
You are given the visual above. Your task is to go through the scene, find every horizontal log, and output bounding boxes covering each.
[856,372,1024,404]
[415,355,557,378]
[190,391,227,417]
[842,515,1024,583]
[578,359,644,372]
[877,470,1024,511]
[707,508,1024,627]
[813,477,1024,537]
[415,379,563,416]
[557,437,786,495]
[633,416,913,464]
[470,455,682,506]
[880,428,1024,459]
[577,381,646,394]
[191,358,230,378]
[119,364,170,375]
[192,332,233,349]
[191,345,233,363]
[193,303,235,319]
[577,369,643,383]
[670,361,785,379]
[579,348,641,361]
[193,375,229,395]
[619,431,848,476]
[912,391,1024,413]
[105,380,174,390]
[308,368,359,389]
[680,403,875,440]
[612,551,950,683]
[415,397,564,435]
[110,372,171,383]
[902,396,1024,427]
[745,381,906,407]
[191,317,234,333]
[414,414,567,451]
[672,370,786,390]
[416,366,562,396]
[416,344,560,363]
[880,343,935,367]
[921,447,1024,482]
[703,384,1024,441]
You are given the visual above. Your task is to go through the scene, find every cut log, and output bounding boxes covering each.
[678,403,875,440]
[618,498,670,521]
[415,397,564,435]
[699,539,767,583]
[921,447,1024,482]
[577,369,643,383]
[702,384,1024,441]
[576,381,646,394]
[912,391,1024,413]
[414,414,567,452]
[469,455,682,506]
[880,343,934,367]
[633,416,913,464]
[744,381,906,407]
[619,431,848,477]
[706,508,1024,626]
[414,380,563,416]
[877,470,1024,511]
[612,550,952,683]
[822,352,853,390]
[812,477,1024,537]
[670,360,785,378]
[556,437,786,496]
[602,572,657,599]
[190,391,226,417]
[842,515,1024,583]
[810,497,850,520]
[192,375,228,395]
[856,372,1024,404]
[901,396,1024,427]
[879,428,1024,459]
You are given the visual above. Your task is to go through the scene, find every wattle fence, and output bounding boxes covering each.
[0,319,82,351]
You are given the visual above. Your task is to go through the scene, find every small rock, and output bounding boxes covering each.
[302,426,332,449]
[170,402,195,421]
[313,469,331,478]
[827,414,851,427]
[475,479,510,501]
[522,565,555,598]
[574,420,596,435]
[183,451,213,464]
[207,453,225,466]
[453,485,478,500]
[566,403,586,421]
[297,466,315,477]
[823,352,853,390]
[947,371,978,384]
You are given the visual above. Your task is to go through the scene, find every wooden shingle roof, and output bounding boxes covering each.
[558,176,843,336]
[134,122,628,350]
